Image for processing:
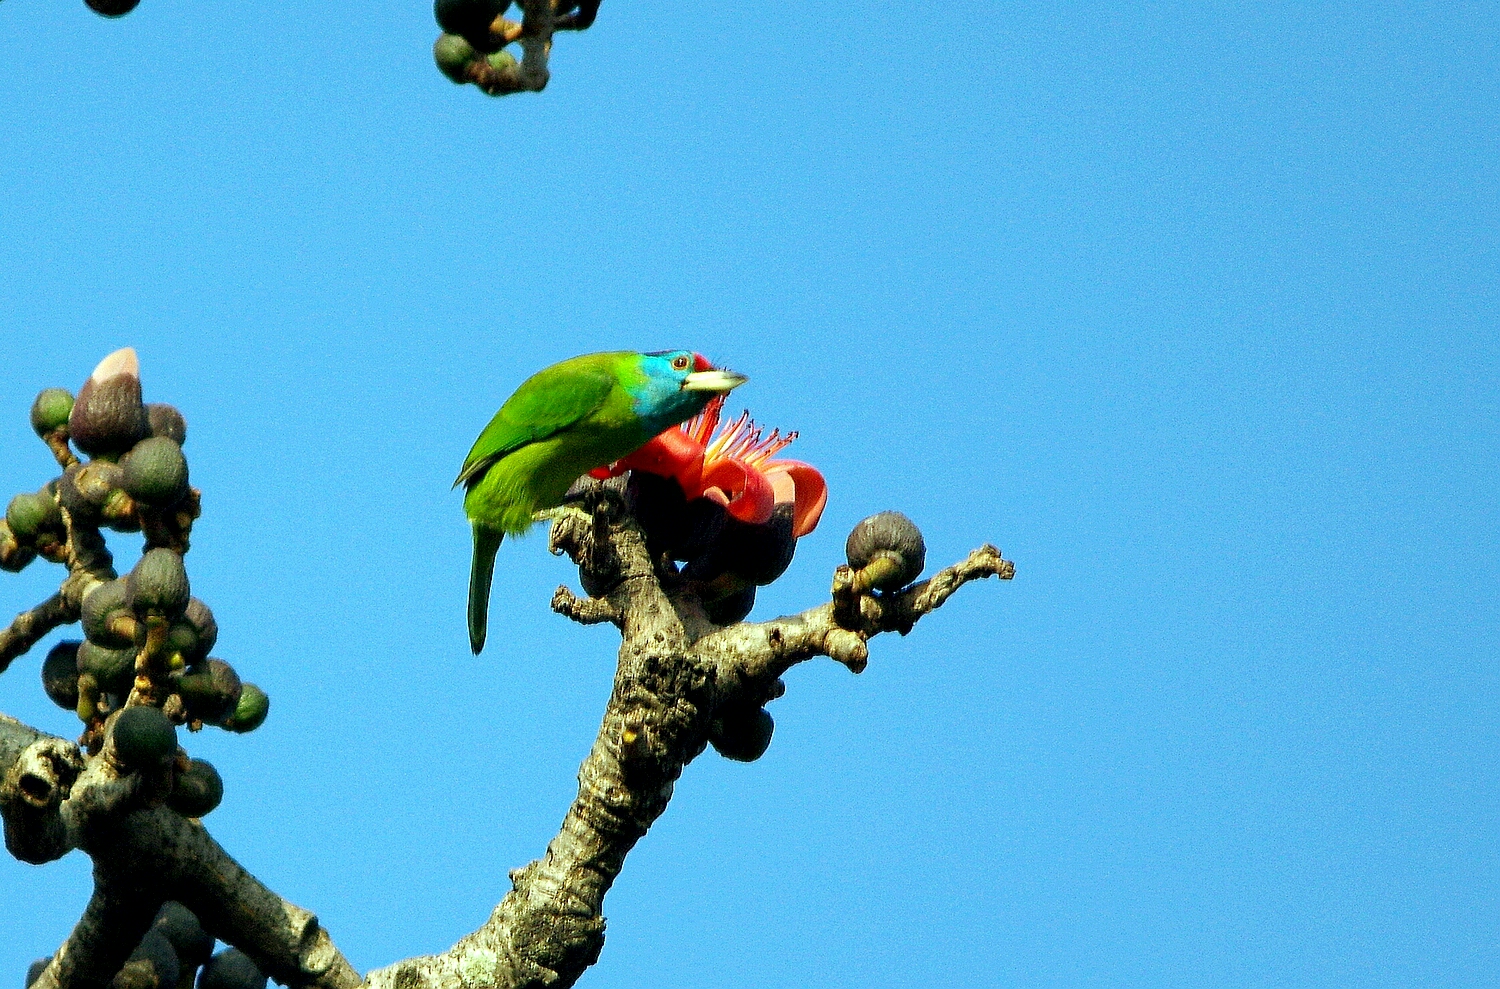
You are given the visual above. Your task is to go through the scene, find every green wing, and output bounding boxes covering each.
[454,358,620,490]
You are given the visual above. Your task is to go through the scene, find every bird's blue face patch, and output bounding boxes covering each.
[630,351,712,432]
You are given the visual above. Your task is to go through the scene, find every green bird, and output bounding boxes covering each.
[455,350,747,653]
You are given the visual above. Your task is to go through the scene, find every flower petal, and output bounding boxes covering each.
[613,431,706,493]
[701,457,775,525]
[774,460,827,537]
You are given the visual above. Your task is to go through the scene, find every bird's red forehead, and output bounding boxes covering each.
[692,352,714,371]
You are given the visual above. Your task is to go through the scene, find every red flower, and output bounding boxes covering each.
[592,395,827,537]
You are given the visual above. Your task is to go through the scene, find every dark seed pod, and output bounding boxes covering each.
[709,706,775,763]
[627,471,728,560]
[70,348,148,458]
[198,950,266,989]
[86,0,142,17]
[146,404,187,445]
[114,930,180,989]
[111,706,178,770]
[177,659,242,723]
[434,0,508,41]
[128,549,191,619]
[685,503,797,588]
[121,437,189,507]
[220,682,269,734]
[42,641,82,711]
[703,581,756,625]
[169,759,224,818]
[6,491,59,542]
[31,388,74,437]
[77,640,138,695]
[82,579,136,649]
[27,960,50,989]
[845,511,926,591]
[152,902,213,974]
[434,33,479,83]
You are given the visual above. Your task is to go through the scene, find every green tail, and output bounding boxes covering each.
[468,523,504,655]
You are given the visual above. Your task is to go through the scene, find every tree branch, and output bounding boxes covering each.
[367,481,1010,989]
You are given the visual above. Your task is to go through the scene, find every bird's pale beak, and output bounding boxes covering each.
[682,368,748,393]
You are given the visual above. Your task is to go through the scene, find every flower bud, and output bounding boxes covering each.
[152,903,212,973]
[709,705,774,763]
[176,658,242,723]
[121,436,189,507]
[220,682,269,733]
[198,951,267,989]
[6,491,60,542]
[168,759,223,818]
[77,640,137,696]
[42,641,82,711]
[111,706,177,770]
[845,511,926,591]
[128,549,191,619]
[145,404,187,445]
[434,33,479,83]
[182,598,218,657]
[70,349,148,458]
[82,579,136,649]
[30,388,74,437]
[114,930,179,989]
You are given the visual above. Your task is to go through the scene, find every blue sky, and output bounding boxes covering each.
[1,2,1496,986]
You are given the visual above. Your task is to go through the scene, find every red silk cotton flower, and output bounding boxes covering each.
[592,395,827,537]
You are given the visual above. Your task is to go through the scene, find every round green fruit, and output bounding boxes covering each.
[128,549,191,618]
[121,436,189,507]
[176,658,242,723]
[222,682,269,733]
[77,640,137,695]
[6,491,58,541]
[30,388,74,436]
[434,33,479,83]
[146,404,187,445]
[82,579,135,649]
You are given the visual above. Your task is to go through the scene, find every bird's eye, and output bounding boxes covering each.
[672,355,690,371]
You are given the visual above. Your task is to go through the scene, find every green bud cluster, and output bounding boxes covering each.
[8,351,269,828]
[628,472,804,628]
[431,0,595,96]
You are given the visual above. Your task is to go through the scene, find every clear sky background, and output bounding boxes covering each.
[0,3,1495,986]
